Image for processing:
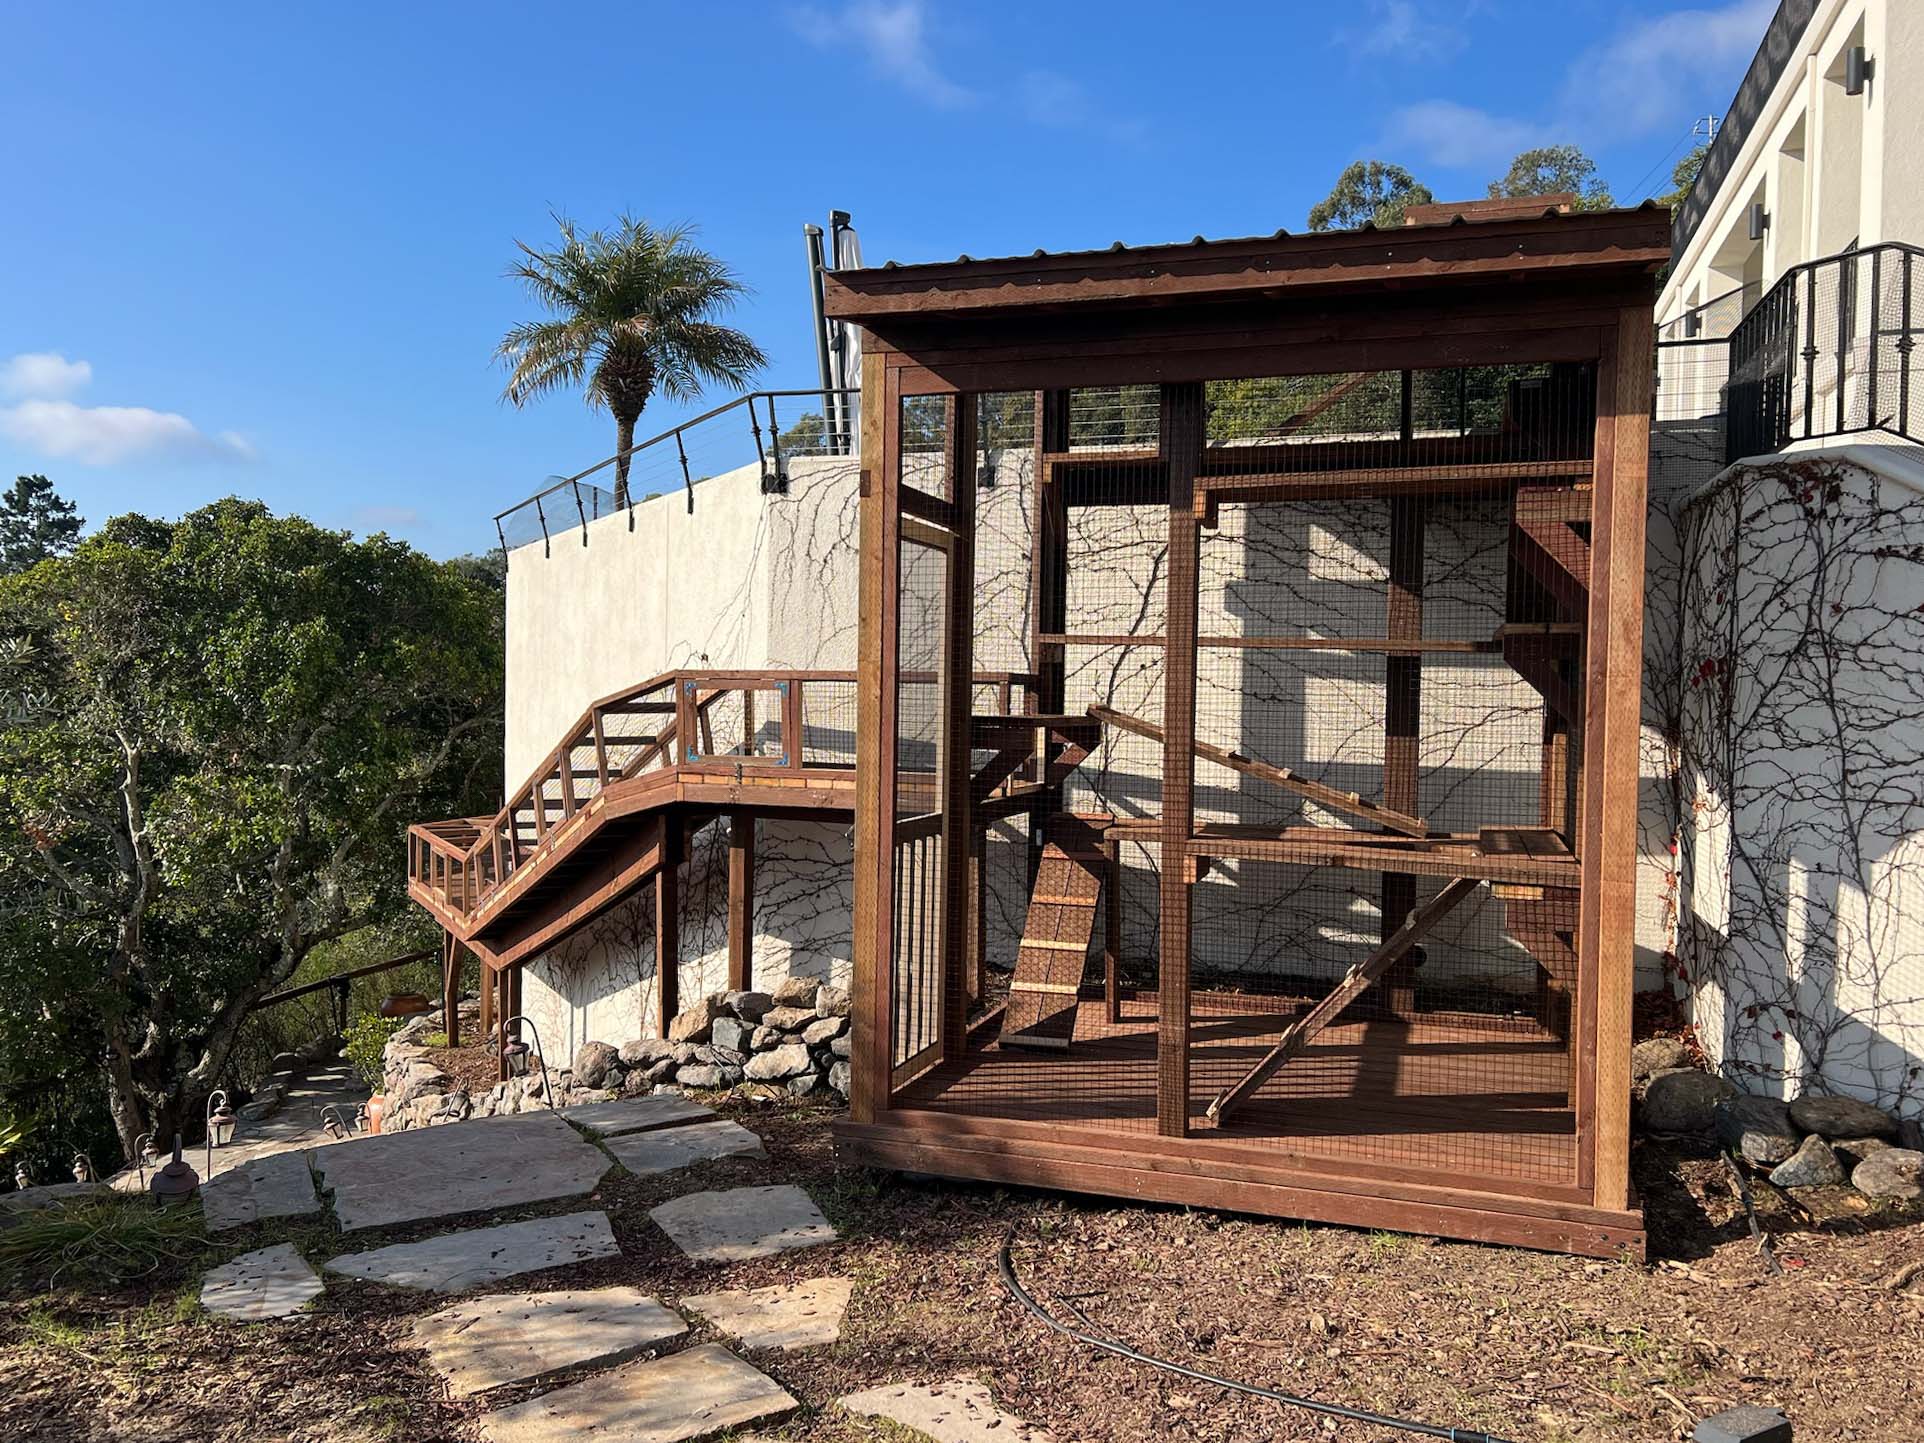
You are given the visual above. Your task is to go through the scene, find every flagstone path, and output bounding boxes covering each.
[649,1184,838,1262]
[201,1151,322,1232]
[602,1118,765,1175]
[323,1209,619,1292]
[682,1276,853,1351]
[411,1286,686,1396]
[199,1242,324,1321]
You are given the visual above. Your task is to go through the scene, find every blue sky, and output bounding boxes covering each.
[1,1,1769,558]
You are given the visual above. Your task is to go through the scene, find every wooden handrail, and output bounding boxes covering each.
[250,948,438,1011]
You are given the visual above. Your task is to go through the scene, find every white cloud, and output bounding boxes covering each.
[791,0,974,109]
[0,352,92,401]
[1382,0,1772,172]
[1018,70,1146,144]
[1381,99,1539,171]
[0,352,253,465]
[1347,1,1468,60]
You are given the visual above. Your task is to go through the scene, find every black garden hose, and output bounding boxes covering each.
[996,1232,1518,1443]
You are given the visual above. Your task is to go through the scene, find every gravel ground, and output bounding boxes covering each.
[2,1097,1919,1443]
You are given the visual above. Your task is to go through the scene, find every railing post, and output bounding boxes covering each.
[782,679,804,768]
[1902,249,1915,440]
[1868,249,1882,427]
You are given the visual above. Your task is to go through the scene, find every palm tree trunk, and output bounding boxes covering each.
[612,413,638,509]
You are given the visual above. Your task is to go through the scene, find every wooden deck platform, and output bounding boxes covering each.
[896,995,1577,1186]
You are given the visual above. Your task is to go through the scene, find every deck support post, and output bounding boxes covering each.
[655,818,682,1033]
[940,393,978,1061]
[1578,305,1653,1212]
[1157,382,1205,1137]
[1379,492,1427,1018]
[727,810,755,992]
[479,958,496,1071]
[1028,390,1071,877]
[441,929,461,1048]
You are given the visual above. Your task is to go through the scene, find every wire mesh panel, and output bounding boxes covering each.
[891,533,949,1073]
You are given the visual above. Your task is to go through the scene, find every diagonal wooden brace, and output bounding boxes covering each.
[1206,876,1482,1123]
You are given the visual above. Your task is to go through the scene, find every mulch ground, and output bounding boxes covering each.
[2,1098,1919,1443]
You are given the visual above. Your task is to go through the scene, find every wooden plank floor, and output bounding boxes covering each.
[895,995,1576,1186]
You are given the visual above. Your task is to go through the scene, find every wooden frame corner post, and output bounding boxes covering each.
[851,349,902,1126]
[1577,305,1653,1212]
[939,393,978,1061]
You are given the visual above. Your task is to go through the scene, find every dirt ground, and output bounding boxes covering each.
[2,1098,1919,1443]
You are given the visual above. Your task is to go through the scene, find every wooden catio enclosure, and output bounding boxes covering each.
[826,204,1672,1257]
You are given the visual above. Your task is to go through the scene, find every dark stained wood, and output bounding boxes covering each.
[940,393,977,1062]
[656,821,680,1029]
[727,810,754,991]
[1379,491,1425,1017]
[1158,382,1204,1137]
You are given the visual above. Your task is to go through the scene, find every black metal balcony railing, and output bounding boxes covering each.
[1726,243,1923,463]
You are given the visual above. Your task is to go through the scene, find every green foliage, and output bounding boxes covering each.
[498,214,767,505]
[1658,144,1709,212]
[0,475,84,574]
[1488,145,1614,210]
[343,1013,400,1090]
[0,499,503,1161]
[1307,160,1433,231]
[0,1193,210,1294]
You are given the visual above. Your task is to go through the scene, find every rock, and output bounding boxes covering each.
[1630,1036,1690,1082]
[1852,1147,1924,1201]
[667,996,724,1044]
[1788,1092,1899,1141]
[561,1095,714,1136]
[1638,1068,1734,1134]
[269,1050,304,1076]
[200,1243,324,1321]
[644,1057,678,1082]
[771,976,819,1009]
[1692,1405,1792,1443]
[571,1041,620,1088]
[718,1066,744,1085]
[763,1006,816,1032]
[390,1061,452,1110]
[648,1185,838,1262]
[618,1038,674,1068]
[750,1025,783,1051]
[676,1065,727,1089]
[744,1044,813,1081]
[788,1073,821,1098]
[477,1343,797,1443]
[682,1276,853,1352]
[619,1068,653,1097]
[669,1042,701,1066]
[603,1119,765,1176]
[829,1060,851,1097]
[695,1043,746,1068]
[411,1287,687,1397]
[830,1033,852,1059]
[1833,1135,1894,1170]
[325,1211,620,1293]
[711,1016,754,1054]
[1768,1134,1845,1188]
[841,1379,1054,1443]
[1715,1094,1800,1167]
[802,1015,847,1046]
[723,990,774,1023]
[815,983,852,1018]
[299,1033,346,1064]
[652,1083,682,1096]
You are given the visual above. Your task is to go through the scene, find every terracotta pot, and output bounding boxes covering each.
[364,1094,385,1135]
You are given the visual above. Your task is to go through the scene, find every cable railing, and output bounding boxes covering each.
[495,387,859,555]
[1726,242,1923,462]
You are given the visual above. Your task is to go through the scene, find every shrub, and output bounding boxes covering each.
[343,1013,401,1091]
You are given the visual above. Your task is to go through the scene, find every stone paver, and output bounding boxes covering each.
[840,1379,1055,1443]
[480,1342,797,1443]
[200,1242,324,1321]
[314,1109,611,1230]
[201,1151,321,1232]
[560,1095,715,1137]
[682,1276,852,1351]
[603,1119,765,1176]
[412,1286,685,1396]
[649,1185,837,1263]
[324,1209,618,1293]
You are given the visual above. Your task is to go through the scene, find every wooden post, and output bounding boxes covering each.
[727,810,755,992]
[1379,495,1426,1018]
[1104,837,1123,1024]
[1157,382,1205,1137]
[940,393,978,1060]
[656,820,682,1033]
[441,930,461,1047]
[850,351,902,1125]
[1577,306,1653,1211]
[1029,390,1071,865]
[478,957,495,1059]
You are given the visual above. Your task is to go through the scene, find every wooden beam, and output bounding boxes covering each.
[940,393,978,1061]
[1208,877,1482,1123]
[1578,305,1653,1212]
[441,929,461,1047]
[1089,705,1427,837]
[656,820,681,1032]
[1379,489,1426,1017]
[727,810,755,992]
[1158,381,1204,1137]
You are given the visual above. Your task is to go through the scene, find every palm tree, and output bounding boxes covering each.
[497,215,768,507]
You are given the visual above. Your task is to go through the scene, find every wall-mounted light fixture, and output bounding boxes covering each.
[1748,202,1771,242]
[1685,312,1703,339]
[1845,45,1873,97]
